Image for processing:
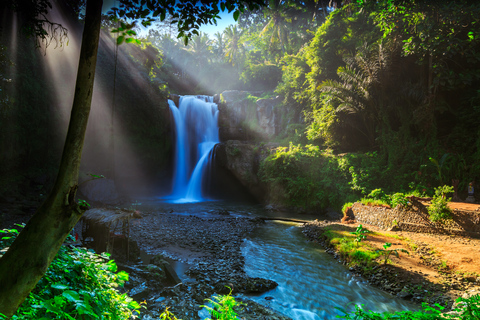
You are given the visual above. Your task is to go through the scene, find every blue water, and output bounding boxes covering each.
[241,221,417,319]
[167,96,219,203]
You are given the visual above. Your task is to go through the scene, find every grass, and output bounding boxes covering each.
[322,226,380,266]
[359,198,391,208]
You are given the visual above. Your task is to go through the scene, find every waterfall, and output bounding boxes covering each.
[167,95,219,203]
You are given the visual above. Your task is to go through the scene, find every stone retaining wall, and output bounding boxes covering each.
[351,202,480,237]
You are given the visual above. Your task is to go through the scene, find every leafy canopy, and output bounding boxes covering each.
[109,0,264,45]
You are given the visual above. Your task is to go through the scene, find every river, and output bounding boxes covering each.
[137,200,416,319]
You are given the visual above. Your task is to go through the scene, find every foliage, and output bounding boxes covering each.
[350,224,370,245]
[240,62,281,91]
[338,293,480,319]
[428,185,454,222]
[159,307,180,320]
[0,226,140,320]
[389,193,409,208]
[77,199,91,209]
[109,0,264,45]
[261,144,354,211]
[376,242,409,265]
[359,198,390,208]
[203,287,243,320]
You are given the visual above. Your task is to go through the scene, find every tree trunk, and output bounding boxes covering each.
[0,0,103,317]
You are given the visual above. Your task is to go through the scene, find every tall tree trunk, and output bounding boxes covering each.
[0,0,103,317]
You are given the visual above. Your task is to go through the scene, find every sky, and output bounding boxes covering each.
[102,1,237,38]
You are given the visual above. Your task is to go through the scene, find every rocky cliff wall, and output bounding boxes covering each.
[216,90,282,141]
[215,140,278,202]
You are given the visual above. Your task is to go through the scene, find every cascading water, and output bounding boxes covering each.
[167,95,219,203]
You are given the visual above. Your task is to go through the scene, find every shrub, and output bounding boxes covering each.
[203,287,243,320]
[389,192,409,208]
[428,185,454,222]
[0,226,141,320]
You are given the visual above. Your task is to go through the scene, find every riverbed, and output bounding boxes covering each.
[123,199,416,319]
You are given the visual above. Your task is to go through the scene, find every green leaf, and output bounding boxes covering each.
[125,38,134,43]
[117,270,129,281]
[128,300,141,310]
[51,283,69,290]
[107,259,117,272]
[117,36,124,45]
[62,290,81,303]
[233,10,240,21]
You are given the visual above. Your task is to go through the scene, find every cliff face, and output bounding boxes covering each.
[215,140,278,203]
[213,90,285,204]
[216,90,282,141]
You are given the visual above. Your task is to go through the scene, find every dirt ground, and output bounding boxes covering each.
[319,201,480,307]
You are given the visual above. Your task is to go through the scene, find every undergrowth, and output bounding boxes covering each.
[0,226,141,320]
[339,294,480,319]
[260,143,442,212]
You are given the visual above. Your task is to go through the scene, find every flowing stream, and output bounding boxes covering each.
[241,220,416,319]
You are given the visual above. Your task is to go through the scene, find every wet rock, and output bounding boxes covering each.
[130,282,151,300]
[142,264,166,282]
[397,290,413,300]
[239,277,278,294]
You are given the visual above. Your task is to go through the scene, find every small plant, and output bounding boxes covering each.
[77,199,90,209]
[428,185,454,222]
[376,242,409,265]
[389,192,409,208]
[159,307,181,320]
[438,260,450,272]
[203,287,244,320]
[350,224,370,245]
[228,147,241,157]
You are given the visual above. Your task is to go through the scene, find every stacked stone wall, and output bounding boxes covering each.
[351,202,480,237]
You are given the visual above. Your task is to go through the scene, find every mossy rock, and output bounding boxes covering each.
[151,254,170,268]
[142,264,166,282]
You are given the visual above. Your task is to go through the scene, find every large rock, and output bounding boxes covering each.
[256,96,282,137]
[78,178,119,204]
[215,140,277,202]
[218,91,252,141]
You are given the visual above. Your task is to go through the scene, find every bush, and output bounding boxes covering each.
[0,226,141,320]
[260,144,354,211]
[428,185,454,222]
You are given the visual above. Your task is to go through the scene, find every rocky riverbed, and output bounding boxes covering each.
[106,209,290,319]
